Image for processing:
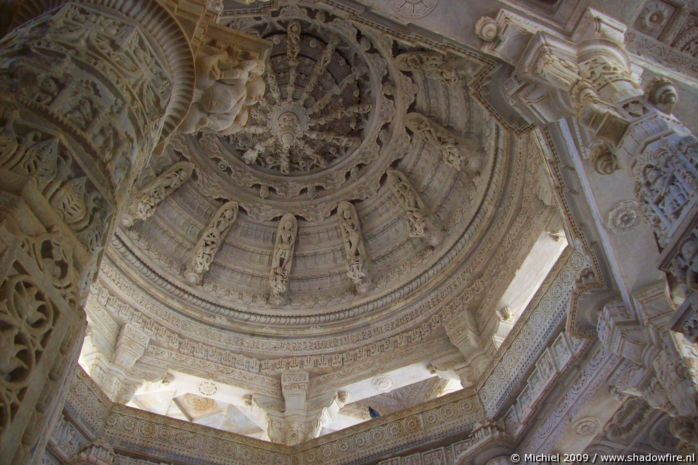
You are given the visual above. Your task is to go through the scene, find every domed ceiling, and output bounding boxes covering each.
[83,0,562,443]
[114,3,496,329]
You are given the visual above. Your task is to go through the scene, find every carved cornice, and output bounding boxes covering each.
[57,367,488,465]
[477,245,593,418]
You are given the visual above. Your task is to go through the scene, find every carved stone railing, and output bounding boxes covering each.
[295,389,484,465]
[50,367,486,465]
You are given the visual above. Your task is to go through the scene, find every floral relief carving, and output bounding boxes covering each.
[672,13,698,57]
[390,0,439,19]
[0,273,55,434]
[606,200,642,234]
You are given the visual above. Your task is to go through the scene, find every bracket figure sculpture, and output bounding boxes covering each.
[395,51,472,84]
[179,41,266,135]
[405,112,482,174]
[269,213,298,303]
[337,201,370,294]
[184,201,238,284]
[121,161,195,227]
[386,170,442,247]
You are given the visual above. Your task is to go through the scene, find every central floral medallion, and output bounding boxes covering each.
[222,18,374,175]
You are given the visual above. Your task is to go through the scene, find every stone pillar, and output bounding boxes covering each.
[479,7,698,341]
[0,1,194,463]
[476,6,698,450]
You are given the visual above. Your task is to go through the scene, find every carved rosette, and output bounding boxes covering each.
[386,169,442,247]
[337,201,370,293]
[269,214,298,302]
[221,13,375,177]
[184,201,239,284]
[122,161,195,227]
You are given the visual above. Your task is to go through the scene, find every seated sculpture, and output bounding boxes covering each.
[179,43,266,135]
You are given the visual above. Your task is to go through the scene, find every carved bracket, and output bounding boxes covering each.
[184,201,239,284]
[386,170,442,247]
[269,214,297,303]
[405,112,482,174]
[337,201,370,294]
[122,161,194,227]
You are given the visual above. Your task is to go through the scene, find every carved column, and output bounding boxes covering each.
[82,323,149,403]
[442,309,492,388]
[260,372,347,446]
[597,296,698,451]
[0,1,194,463]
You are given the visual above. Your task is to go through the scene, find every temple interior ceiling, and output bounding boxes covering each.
[78,0,573,444]
[1,0,697,461]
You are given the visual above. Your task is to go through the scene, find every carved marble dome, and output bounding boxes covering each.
[83,0,565,445]
[4,0,697,460]
[112,4,498,319]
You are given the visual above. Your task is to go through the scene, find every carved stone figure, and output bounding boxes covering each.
[184,201,239,284]
[394,51,465,84]
[405,112,482,174]
[337,201,370,293]
[122,161,194,227]
[269,214,298,302]
[386,170,442,247]
[179,42,266,135]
